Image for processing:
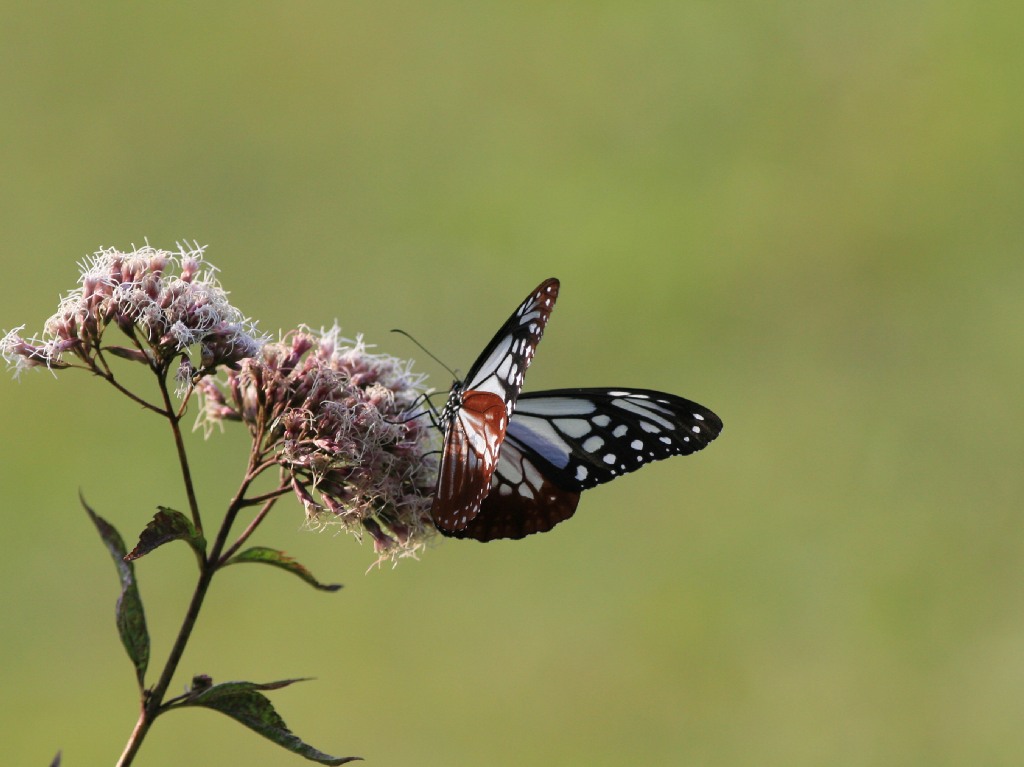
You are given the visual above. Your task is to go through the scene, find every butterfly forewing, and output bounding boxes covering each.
[461,278,559,418]
[452,388,722,541]
[507,388,722,490]
[430,278,559,534]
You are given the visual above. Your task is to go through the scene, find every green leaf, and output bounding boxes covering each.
[225,547,342,592]
[125,507,206,562]
[176,679,361,765]
[81,494,150,690]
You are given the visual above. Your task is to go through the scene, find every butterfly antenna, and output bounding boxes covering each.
[391,328,460,381]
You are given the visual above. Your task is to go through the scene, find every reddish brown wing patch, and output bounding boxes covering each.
[431,390,509,533]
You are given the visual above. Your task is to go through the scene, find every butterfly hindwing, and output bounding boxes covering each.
[446,435,581,541]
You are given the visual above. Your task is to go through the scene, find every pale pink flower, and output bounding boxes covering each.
[1,243,265,379]
[196,324,439,564]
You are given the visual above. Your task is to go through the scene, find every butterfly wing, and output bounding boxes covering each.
[431,279,560,533]
[460,277,560,417]
[448,388,723,541]
[431,390,509,533]
[442,434,582,541]
[504,388,723,489]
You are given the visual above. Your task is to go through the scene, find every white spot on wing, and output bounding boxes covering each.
[554,418,591,438]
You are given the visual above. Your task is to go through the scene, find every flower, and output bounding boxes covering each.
[1,242,265,379]
[196,324,439,565]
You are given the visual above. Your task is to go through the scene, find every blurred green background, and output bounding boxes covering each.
[1,3,1021,765]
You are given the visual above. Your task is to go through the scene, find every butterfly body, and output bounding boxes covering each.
[430,279,722,542]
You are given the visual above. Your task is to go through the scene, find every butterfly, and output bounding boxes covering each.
[430,279,723,542]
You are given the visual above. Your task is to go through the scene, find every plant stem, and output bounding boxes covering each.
[116,560,217,766]
[90,364,167,416]
[115,442,273,765]
[218,493,283,565]
[157,374,204,536]
[116,709,151,766]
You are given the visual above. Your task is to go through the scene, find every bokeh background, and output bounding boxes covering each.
[1,3,1021,765]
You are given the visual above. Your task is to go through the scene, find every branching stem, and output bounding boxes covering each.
[116,384,279,766]
[219,493,284,565]
[89,362,166,416]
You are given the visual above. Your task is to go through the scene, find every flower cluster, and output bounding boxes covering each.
[3,243,441,565]
[196,325,439,564]
[0,243,264,380]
